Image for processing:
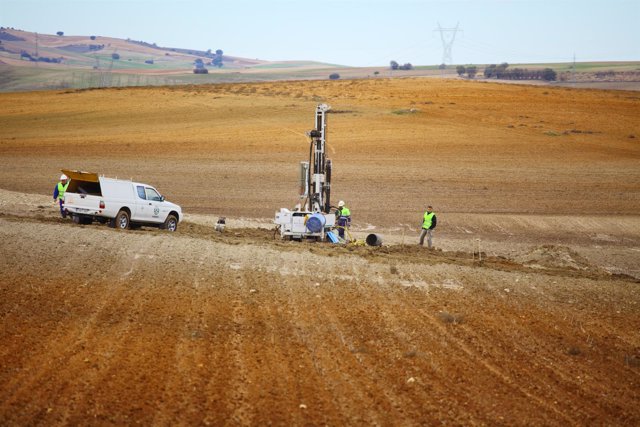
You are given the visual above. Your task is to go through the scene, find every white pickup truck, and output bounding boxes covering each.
[61,170,182,232]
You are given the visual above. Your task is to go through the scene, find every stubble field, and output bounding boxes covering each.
[1,78,639,425]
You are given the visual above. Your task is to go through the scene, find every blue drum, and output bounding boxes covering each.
[306,213,326,233]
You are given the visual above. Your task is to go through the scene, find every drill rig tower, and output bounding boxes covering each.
[275,104,336,240]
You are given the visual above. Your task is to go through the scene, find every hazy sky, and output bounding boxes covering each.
[2,0,639,66]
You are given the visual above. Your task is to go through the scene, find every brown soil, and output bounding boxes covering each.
[1,78,639,425]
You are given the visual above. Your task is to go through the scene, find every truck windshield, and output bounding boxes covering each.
[145,188,162,201]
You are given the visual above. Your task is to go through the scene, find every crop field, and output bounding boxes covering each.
[0,77,639,425]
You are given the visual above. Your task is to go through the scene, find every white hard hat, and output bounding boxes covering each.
[338,200,345,207]
[60,174,68,181]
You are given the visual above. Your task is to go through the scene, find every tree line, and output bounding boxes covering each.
[456,63,557,81]
[390,60,413,70]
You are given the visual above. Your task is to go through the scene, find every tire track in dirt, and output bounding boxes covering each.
[0,237,132,422]
[291,278,402,424]
[225,280,255,425]
[279,274,482,424]
[0,279,139,423]
[48,239,166,423]
[418,303,577,425]
[346,281,481,423]
[427,286,639,424]
[284,279,395,425]
[230,274,303,424]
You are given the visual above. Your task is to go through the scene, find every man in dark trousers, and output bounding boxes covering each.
[335,200,351,240]
[419,205,437,248]
[53,173,70,218]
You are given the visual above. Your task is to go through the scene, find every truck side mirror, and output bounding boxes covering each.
[160,195,165,202]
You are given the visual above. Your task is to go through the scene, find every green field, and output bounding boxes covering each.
[2,59,639,93]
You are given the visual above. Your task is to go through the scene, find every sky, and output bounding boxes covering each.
[2,0,639,66]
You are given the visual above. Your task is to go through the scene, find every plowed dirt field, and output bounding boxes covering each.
[1,78,639,425]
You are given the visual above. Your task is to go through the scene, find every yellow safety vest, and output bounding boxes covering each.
[422,212,435,229]
[338,206,351,217]
[57,181,70,200]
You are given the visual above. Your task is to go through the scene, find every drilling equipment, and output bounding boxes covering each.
[274,104,336,241]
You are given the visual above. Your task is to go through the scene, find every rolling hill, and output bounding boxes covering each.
[1,27,639,92]
[0,27,348,91]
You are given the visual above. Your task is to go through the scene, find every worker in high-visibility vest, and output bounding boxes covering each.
[335,200,351,240]
[53,173,70,218]
[419,205,437,248]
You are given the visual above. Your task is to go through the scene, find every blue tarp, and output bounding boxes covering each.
[326,231,339,243]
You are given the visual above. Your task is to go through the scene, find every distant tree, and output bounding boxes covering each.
[56,31,64,36]
[111,53,120,60]
[194,58,204,66]
[206,49,212,55]
[439,63,446,70]
[144,59,154,65]
[513,68,525,79]
[373,71,380,76]
[193,68,208,74]
[541,68,557,81]
[399,63,413,70]
[212,49,224,68]
[456,65,466,76]
[484,64,497,78]
[495,62,509,78]
[329,73,340,80]
[466,65,478,78]
[390,60,399,70]
[90,35,96,40]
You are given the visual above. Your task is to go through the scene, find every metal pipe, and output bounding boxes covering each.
[324,159,332,213]
[366,234,383,246]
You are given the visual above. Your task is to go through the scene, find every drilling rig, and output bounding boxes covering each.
[274,104,336,241]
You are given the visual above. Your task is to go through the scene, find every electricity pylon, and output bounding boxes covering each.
[435,22,462,66]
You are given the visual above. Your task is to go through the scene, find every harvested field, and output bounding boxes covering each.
[1,78,639,425]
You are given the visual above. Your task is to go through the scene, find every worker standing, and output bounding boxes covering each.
[419,205,437,248]
[53,173,70,218]
[335,200,351,240]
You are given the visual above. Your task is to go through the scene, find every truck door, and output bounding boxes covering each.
[133,185,161,223]
[133,185,148,221]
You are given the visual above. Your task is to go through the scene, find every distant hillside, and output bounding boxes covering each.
[0,27,271,70]
[0,27,345,91]
[1,27,639,92]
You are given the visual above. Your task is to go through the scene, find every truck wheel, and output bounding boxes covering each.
[72,214,81,224]
[163,214,178,232]
[115,210,131,230]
